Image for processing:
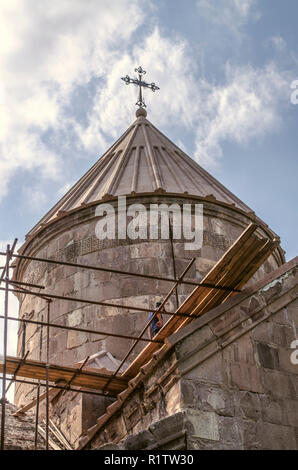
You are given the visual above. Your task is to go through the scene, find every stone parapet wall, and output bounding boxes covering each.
[2,402,46,450]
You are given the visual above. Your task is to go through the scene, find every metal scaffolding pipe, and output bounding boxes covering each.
[0,377,116,398]
[1,250,241,292]
[35,313,43,450]
[0,245,10,450]
[0,239,17,285]
[0,315,163,344]
[0,286,194,318]
[5,351,29,394]
[8,279,45,290]
[45,302,51,450]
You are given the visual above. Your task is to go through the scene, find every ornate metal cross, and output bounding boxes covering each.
[121,66,160,108]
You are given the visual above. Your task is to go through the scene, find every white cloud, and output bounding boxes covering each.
[21,187,48,212]
[77,28,201,150]
[0,0,145,201]
[266,35,287,52]
[194,63,289,168]
[197,0,260,36]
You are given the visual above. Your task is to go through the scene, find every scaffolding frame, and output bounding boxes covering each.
[0,238,239,450]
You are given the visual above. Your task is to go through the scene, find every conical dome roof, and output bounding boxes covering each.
[27,108,252,237]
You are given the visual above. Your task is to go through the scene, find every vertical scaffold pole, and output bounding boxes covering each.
[0,245,10,450]
[169,222,179,310]
[34,314,43,449]
[45,302,51,450]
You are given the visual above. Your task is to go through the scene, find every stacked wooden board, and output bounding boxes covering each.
[122,223,279,378]
[13,388,61,417]
[0,356,128,395]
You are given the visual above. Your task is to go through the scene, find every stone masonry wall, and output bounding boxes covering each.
[85,260,298,450]
[13,196,283,446]
[2,402,47,450]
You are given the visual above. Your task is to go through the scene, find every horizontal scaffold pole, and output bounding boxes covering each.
[0,315,163,344]
[0,251,241,293]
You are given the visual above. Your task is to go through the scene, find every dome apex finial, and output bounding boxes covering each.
[121,66,160,110]
[136,107,147,118]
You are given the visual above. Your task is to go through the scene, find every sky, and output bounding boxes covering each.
[0,0,298,401]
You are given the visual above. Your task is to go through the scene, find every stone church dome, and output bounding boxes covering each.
[26,108,253,238]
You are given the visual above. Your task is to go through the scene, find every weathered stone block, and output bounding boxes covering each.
[187,437,228,450]
[123,429,156,450]
[67,330,88,349]
[175,325,215,360]
[260,279,283,303]
[187,383,234,416]
[287,299,298,327]
[250,320,272,343]
[165,381,181,415]
[290,374,298,396]
[207,388,234,417]
[218,416,242,447]
[186,409,220,441]
[271,323,292,347]
[235,391,261,421]
[210,309,242,337]
[230,363,264,393]
[57,278,74,296]
[73,271,90,291]
[232,335,255,365]
[237,418,258,449]
[284,399,298,427]
[267,290,295,315]
[272,307,292,325]
[260,396,284,425]
[200,245,225,262]
[97,442,122,450]
[147,413,185,447]
[68,309,83,327]
[195,257,216,275]
[182,348,224,384]
[256,422,297,450]
[263,370,295,399]
[256,342,280,370]
[180,379,197,408]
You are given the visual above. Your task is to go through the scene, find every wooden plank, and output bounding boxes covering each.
[182,238,267,322]
[157,232,263,335]
[13,387,61,416]
[176,237,263,325]
[49,419,73,450]
[233,239,279,289]
[122,224,278,378]
[37,425,62,451]
[0,356,128,393]
[169,228,259,322]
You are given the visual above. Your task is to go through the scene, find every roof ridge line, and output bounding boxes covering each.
[142,123,162,190]
[103,123,140,196]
